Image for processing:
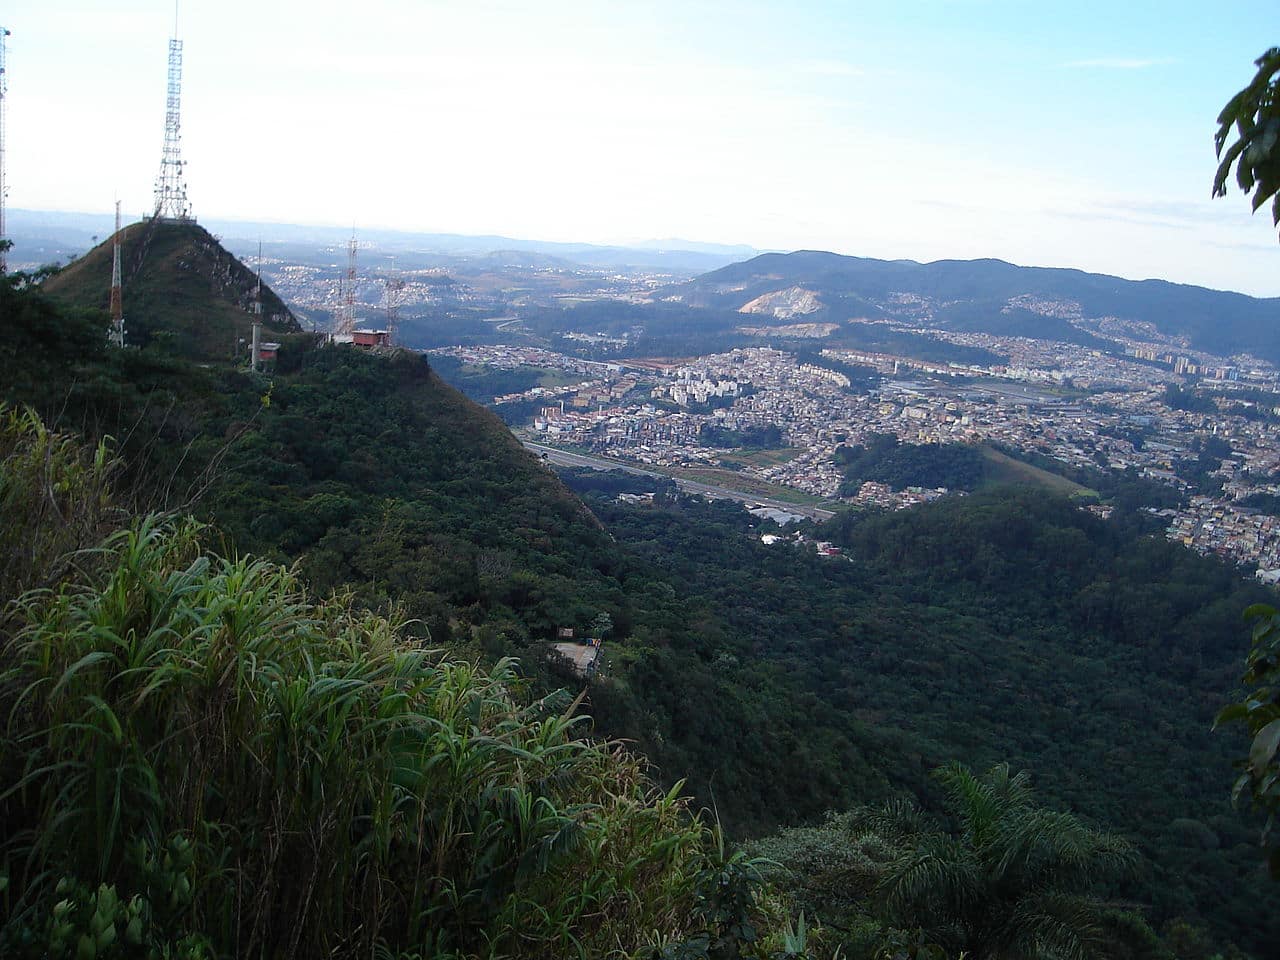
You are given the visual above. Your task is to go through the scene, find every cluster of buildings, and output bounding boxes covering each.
[1158,498,1280,576]
[442,338,1280,581]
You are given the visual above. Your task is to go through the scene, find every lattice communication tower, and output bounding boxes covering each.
[110,201,125,347]
[153,20,191,220]
[383,271,406,346]
[335,234,358,335]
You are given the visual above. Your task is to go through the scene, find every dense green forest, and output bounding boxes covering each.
[426,353,546,401]
[0,406,807,959]
[834,433,989,492]
[3,265,1278,956]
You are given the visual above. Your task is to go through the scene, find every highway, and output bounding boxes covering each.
[523,441,837,521]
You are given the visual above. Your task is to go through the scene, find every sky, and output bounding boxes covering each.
[5,0,1280,295]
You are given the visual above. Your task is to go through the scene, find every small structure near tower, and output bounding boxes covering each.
[153,6,191,222]
[350,328,391,349]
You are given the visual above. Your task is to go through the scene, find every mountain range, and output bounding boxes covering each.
[666,250,1280,364]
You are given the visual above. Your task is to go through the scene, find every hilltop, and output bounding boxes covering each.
[42,219,300,362]
[667,249,1280,363]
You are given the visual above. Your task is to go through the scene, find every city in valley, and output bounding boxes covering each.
[423,316,1280,581]
[12,215,1280,582]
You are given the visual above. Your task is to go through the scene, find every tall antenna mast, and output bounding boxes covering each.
[336,232,358,335]
[153,3,190,220]
[384,258,405,347]
[110,201,125,347]
[0,27,11,274]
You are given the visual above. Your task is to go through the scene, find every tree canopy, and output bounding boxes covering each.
[1213,47,1280,237]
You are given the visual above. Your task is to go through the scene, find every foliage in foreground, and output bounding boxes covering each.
[753,764,1167,960]
[0,516,701,957]
[1214,47,1280,236]
[1215,604,1280,879]
[0,414,817,959]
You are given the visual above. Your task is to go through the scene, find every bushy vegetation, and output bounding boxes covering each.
[574,481,1276,951]
[751,764,1165,960]
[5,271,1277,955]
[700,424,786,450]
[0,410,810,959]
[1216,604,1280,880]
[834,434,987,493]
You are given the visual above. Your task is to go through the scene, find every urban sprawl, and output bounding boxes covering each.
[429,329,1280,582]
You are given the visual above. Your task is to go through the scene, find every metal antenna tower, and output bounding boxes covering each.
[0,27,11,274]
[153,4,190,220]
[336,233,358,335]
[383,259,406,346]
[110,201,125,347]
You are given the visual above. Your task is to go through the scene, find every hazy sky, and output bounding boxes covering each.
[6,1,1280,294]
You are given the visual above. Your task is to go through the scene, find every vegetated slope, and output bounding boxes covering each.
[5,270,633,653]
[564,472,1279,950]
[202,343,627,647]
[42,219,299,362]
[0,410,762,960]
[671,250,1280,362]
[6,272,1277,952]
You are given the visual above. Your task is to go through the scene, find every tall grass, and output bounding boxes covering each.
[0,409,820,959]
[0,404,122,618]
[1,512,718,957]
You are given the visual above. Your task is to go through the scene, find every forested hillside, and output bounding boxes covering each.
[2,266,1277,955]
[43,220,299,362]
[669,250,1280,363]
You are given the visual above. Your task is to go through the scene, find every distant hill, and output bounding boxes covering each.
[670,250,1280,363]
[8,208,760,277]
[41,219,300,362]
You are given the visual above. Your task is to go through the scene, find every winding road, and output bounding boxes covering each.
[523,441,836,521]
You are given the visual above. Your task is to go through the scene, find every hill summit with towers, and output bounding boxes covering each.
[43,220,300,363]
